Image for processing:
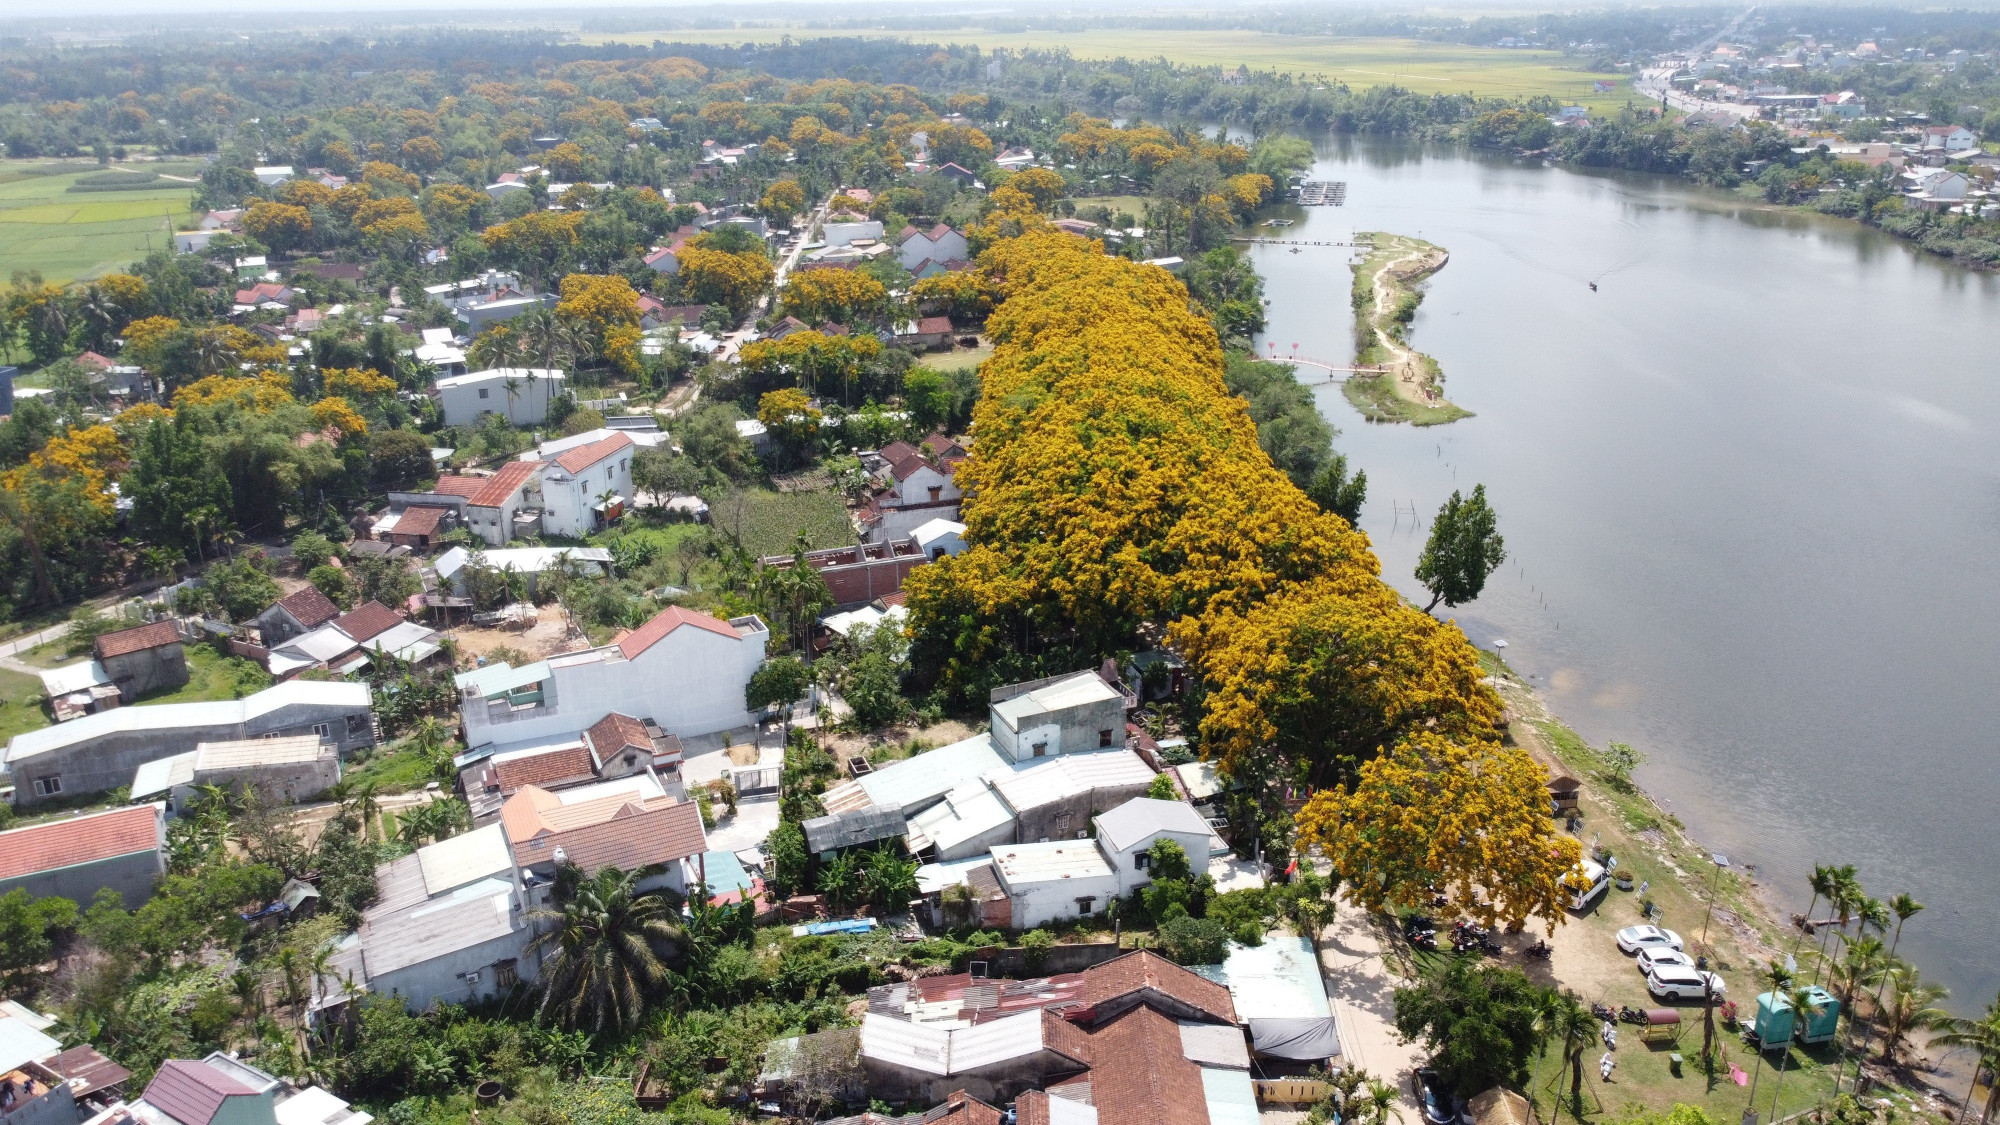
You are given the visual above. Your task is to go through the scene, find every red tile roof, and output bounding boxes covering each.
[1063,1006,1212,1125]
[510,796,706,872]
[275,586,341,629]
[585,711,652,757]
[140,1059,260,1125]
[493,745,596,792]
[467,459,543,508]
[553,430,634,473]
[334,600,403,643]
[1082,950,1237,1024]
[75,350,114,371]
[915,316,954,335]
[878,440,919,465]
[617,605,743,659]
[0,805,162,882]
[391,504,450,539]
[94,620,182,659]
[430,475,487,498]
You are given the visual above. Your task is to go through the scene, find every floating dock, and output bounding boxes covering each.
[1297,181,1347,206]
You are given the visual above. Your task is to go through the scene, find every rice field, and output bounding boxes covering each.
[0,163,197,282]
[588,29,1631,111]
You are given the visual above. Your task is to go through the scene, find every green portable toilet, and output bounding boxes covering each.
[1795,986,1841,1044]
[1754,988,1841,1047]
[1753,992,1795,1048]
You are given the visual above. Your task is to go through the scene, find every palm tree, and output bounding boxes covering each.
[1933,995,2000,1125]
[1877,967,1952,1067]
[526,864,683,1032]
[1768,986,1825,1122]
[468,325,521,370]
[1793,864,1836,959]
[1815,866,1863,986]
[1839,893,1922,1094]
[1548,991,1596,1122]
[1748,959,1796,1109]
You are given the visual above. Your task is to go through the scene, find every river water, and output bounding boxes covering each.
[1246,135,2000,1012]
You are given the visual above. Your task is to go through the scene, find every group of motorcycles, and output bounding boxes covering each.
[1402,914,1553,959]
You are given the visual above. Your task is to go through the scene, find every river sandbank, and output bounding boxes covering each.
[1345,231,1471,426]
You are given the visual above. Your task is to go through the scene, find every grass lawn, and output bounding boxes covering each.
[590,29,1632,111]
[1061,194,1150,220]
[711,487,856,557]
[0,161,196,282]
[923,343,992,372]
[0,665,51,745]
[343,740,447,795]
[133,645,273,705]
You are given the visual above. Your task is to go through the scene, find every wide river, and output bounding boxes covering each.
[1246,135,2000,1012]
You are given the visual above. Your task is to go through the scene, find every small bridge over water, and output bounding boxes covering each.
[1259,352,1389,378]
[1230,237,1364,248]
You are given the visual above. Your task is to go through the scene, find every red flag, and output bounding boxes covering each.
[1284,858,1299,877]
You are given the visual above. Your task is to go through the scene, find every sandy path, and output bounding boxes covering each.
[1366,238,1452,408]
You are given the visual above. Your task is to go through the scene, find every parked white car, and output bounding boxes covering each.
[1616,925,1684,954]
[1637,947,1697,975]
[1648,965,1726,1002]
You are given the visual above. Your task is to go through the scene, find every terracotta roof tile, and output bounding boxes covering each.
[509,795,706,871]
[430,475,486,498]
[1069,1006,1211,1125]
[878,440,919,465]
[467,459,542,508]
[1083,951,1236,1024]
[585,712,652,757]
[553,430,634,473]
[275,586,341,629]
[334,600,403,643]
[616,605,743,659]
[94,620,182,659]
[492,745,596,792]
[0,804,162,882]
[926,1092,1006,1125]
[391,505,450,539]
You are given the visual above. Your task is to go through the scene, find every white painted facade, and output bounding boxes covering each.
[823,220,885,247]
[537,441,636,538]
[897,226,969,271]
[434,368,565,427]
[456,612,769,750]
[992,840,1121,928]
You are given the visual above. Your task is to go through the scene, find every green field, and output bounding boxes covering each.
[591,29,1630,111]
[0,163,197,282]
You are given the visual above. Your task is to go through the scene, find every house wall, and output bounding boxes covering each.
[991,695,1125,763]
[823,221,881,247]
[193,756,343,807]
[540,453,635,538]
[374,928,535,1013]
[802,551,925,606]
[1012,779,1154,847]
[1105,828,1213,896]
[1006,867,1120,928]
[460,625,766,749]
[255,606,314,648]
[0,849,164,909]
[890,465,959,507]
[898,230,969,272]
[438,376,560,427]
[11,702,375,807]
[864,501,961,545]
[3,1065,78,1125]
[210,1087,278,1125]
[102,642,189,701]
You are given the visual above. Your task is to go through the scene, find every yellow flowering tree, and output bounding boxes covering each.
[780,269,889,326]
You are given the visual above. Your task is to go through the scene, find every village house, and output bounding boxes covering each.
[432,368,565,427]
[500,776,709,901]
[316,824,535,1015]
[529,430,636,536]
[128,735,342,813]
[894,316,956,350]
[250,584,341,646]
[391,459,545,546]
[860,436,966,542]
[5,680,375,807]
[431,545,613,601]
[38,619,190,722]
[1924,124,1979,152]
[128,1053,370,1125]
[456,710,682,823]
[373,502,456,551]
[454,605,769,752]
[895,223,969,273]
[0,803,167,908]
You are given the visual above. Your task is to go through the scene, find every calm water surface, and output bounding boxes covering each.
[1247,136,2000,1011]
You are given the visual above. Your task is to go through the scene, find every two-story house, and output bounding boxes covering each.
[531,430,635,537]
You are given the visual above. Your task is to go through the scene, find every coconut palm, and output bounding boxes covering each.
[1842,893,1925,1094]
[1933,994,2000,1125]
[1748,959,1796,1109]
[526,864,683,1032]
[1768,986,1826,1121]
[468,325,521,370]
[1548,991,1597,1121]
[1877,967,1952,1067]
[1794,865,1836,957]
[1815,866,1863,986]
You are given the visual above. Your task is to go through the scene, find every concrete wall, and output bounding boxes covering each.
[898,229,969,272]
[1106,827,1212,896]
[438,375,560,427]
[375,928,535,1012]
[4,1065,79,1125]
[890,464,960,506]
[461,623,766,749]
[864,501,961,545]
[11,702,374,807]
[1013,779,1153,847]
[188,756,343,808]
[0,848,164,909]
[102,642,188,701]
[991,691,1125,763]
[1008,868,1120,929]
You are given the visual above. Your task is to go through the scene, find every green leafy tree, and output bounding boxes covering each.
[1392,956,1551,1098]
[1414,483,1505,613]
[1154,914,1230,965]
[527,864,683,1032]
[1145,773,1180,800]
[903,368,953,437]
[125,416,235,560]
[290,529,337,572]
[747,656,812,720]
[1307,454,1367,525]
[309,564,356,609]
[0,888,78,978]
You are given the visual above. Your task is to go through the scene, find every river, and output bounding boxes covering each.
[1246,135,2000,1013]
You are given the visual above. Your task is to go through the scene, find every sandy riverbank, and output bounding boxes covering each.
[1344,231,1471,426]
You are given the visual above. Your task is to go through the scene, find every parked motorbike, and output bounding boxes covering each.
[1525,940,1553,959]
[1601,1022,1618,1050]
[1591,1002,1617,1023]
[1619,1005,1648,1025]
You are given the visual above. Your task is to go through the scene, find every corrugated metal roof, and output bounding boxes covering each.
[454,660,550,697]
[415,824,513,896]
[361,879,518,977]
[196,735,330,771]
[6,681,370,764]
[0,1016,61,1074]
[860,1010,1048,1077]
[1174,762,1222,800]
[988,750,1153,817]
[907,783,1012,854]
[854,735,1008,812]
[944,1009,1047,1071]
[862,1012,952,1076]
[803,804,908,854]
[1177,1022,1250,1069]
[40,658,112,697]
[992,672,1121,732]
[1190,935,1331,1020]
[130,750,200,800]
[1093,798,1212,855]
[275,624,359,663]
[914,857,998,896]
[1199,1066,1259,1125]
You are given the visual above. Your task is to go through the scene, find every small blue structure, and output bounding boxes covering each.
[1753,986,1840,1047]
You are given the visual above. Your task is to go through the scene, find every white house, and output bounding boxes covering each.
[1091,797,1217,895]
[643,245,683,275]
[414,327,468,376]
[455,605,769,750]
[433,368,565,427]
[173,230,221,253]
[253,165,295,185]
[317,825,535,1013]
[823,220,884,248]
[895,223,969,272]
[527,430,636,537]
[990,839,1121,926]
[912,517,967,560]
[1923,125,1979,152]
[433,546,613,599]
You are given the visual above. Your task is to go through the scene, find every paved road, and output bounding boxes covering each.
[1634,6,1761,117]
